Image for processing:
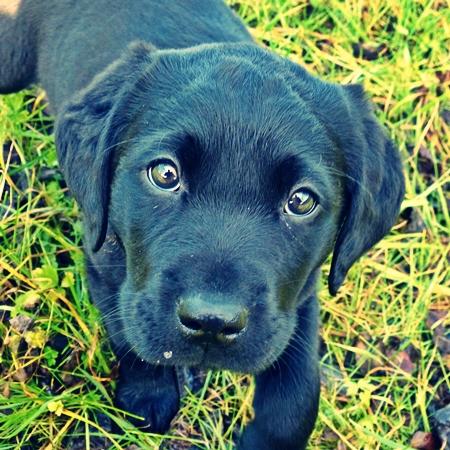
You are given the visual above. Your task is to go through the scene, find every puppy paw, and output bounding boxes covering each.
[115,365,180,433]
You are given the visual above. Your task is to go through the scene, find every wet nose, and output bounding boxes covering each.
[177,295,248,343]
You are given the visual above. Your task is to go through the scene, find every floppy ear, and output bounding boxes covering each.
[273,59,404,294]
[55,42,155,252]
[328,84,405,295]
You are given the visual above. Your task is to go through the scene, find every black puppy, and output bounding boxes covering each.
[0,1,404,448]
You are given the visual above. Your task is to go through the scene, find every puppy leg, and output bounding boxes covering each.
[115,353,180,433]
[238,297,320,450]
[0,1,37,93]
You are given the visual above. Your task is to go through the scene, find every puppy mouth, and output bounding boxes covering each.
[138,343,208,368]
[133,336,280,374]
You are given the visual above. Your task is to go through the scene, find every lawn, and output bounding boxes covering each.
[0,0,449,449]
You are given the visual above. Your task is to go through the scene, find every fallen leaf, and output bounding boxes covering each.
[322,428,339,442]
[1,383,10,398]
[436,70,450,85]
[418,146,436,179]
[10,315,34,333]
[16,290,41,310]
[396,351,416,374]
[4,334,21,353]
[427,310,450,356]
[419,146,433,161]
[61,373,76,387]
[62,349,81,371]
[12,367,30,382]
[410,431,438,450]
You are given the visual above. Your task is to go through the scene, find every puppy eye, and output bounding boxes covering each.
[284,188,318,216]
[147,159,180,191]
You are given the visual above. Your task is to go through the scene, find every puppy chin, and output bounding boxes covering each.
[149,351,277,374]
[123,328,283,373]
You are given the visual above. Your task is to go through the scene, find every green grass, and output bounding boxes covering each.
[1,0,449,449]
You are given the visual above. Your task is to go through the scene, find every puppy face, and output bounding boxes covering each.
[109,64,343,371]
[56,43,404,373]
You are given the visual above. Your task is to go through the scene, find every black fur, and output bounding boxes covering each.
[0,1,405,448]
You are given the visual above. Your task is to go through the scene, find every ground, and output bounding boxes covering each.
[0,0,449,449]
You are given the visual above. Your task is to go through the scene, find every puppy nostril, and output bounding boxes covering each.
[221,317,247,336]
[221,324,242,336]
[217,310,248,342]
[179,316,203,332]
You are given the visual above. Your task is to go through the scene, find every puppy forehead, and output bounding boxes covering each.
[124,47,340,192]
[153,54,319,130]
[137,58,334,155]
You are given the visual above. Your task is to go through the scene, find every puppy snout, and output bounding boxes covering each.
[177,295,248,344]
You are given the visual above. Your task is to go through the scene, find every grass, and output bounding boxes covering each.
[0,0,449,449]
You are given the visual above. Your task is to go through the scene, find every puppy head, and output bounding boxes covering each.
[56,42,404,372]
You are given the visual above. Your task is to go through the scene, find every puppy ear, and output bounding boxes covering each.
[328,84,405,295]
[55,42,155,252]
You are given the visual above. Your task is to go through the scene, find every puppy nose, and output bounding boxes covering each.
[177,296,248,343]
